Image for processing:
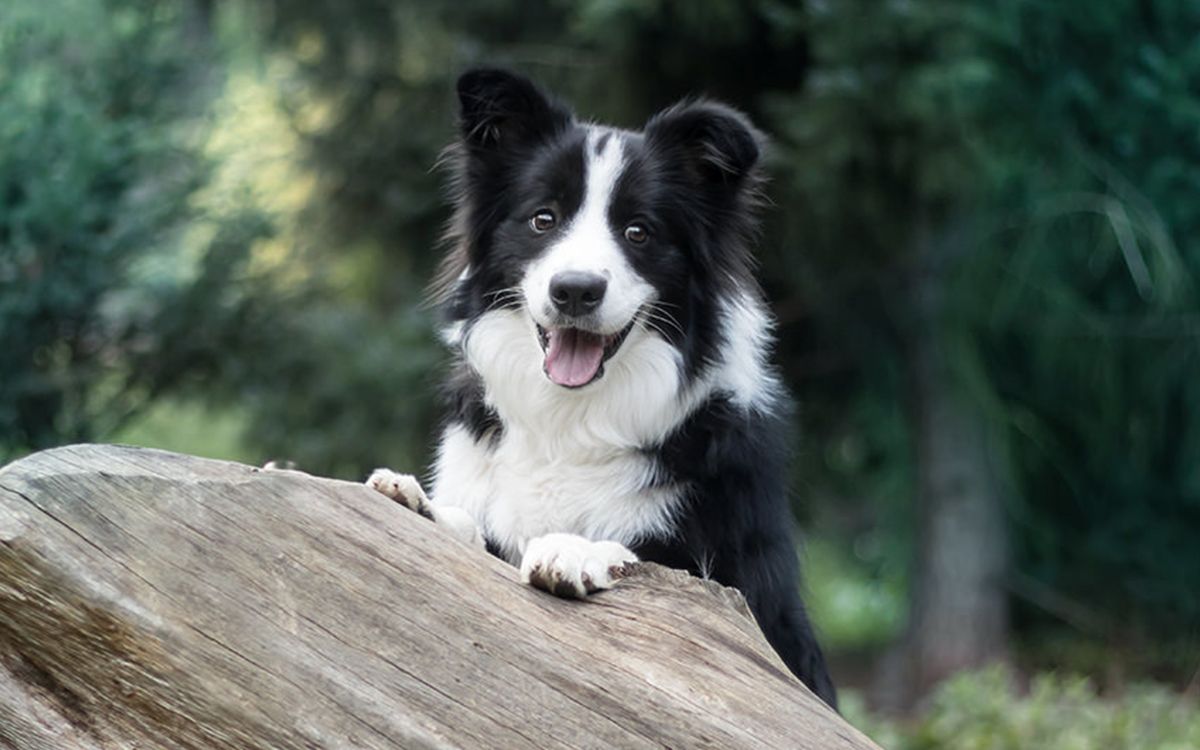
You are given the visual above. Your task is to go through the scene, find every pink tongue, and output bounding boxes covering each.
[544,328,606,387]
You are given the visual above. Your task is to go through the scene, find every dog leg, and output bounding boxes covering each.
[366,468,485,549]
[520,533,637,598]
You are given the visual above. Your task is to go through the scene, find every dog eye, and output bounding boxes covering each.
[530,210,557,233]
[624,223,648,244]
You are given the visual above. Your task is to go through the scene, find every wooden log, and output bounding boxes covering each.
[0,444,880,750]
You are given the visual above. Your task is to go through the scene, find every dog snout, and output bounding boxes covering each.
[549,271,607,317]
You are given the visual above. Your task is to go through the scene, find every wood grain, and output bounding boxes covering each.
[0,444,881,750]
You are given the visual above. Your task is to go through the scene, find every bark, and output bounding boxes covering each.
[0,444,879,750]
[907,285,1009,683]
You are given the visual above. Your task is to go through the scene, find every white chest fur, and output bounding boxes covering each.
[432,423,681,563]
[429,308,694,562]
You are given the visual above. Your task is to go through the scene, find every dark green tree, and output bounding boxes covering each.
[0,0,214,458]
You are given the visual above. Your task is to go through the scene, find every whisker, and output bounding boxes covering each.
[646,320,683,340]
[641,302,685,339]
[646,301,684,330]
[644,313,683,338]
[485,285,526,310]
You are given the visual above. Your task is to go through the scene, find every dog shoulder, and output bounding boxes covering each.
[637,396,793,565]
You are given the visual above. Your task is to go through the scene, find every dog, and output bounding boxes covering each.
[367,68,836,708]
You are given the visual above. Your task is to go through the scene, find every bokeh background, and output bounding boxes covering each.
[3,0,1198,745]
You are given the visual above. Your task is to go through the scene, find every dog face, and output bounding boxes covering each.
[443,69,764,392]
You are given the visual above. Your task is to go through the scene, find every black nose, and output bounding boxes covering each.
[549,271,607,317]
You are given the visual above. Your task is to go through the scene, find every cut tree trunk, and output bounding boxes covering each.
[0,444,879,750]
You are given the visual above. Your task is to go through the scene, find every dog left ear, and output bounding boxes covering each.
[644,101,762,185]
[457,68,573,151]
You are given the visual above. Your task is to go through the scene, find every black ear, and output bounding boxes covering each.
[457,68,572,149]
[644,101,762,184]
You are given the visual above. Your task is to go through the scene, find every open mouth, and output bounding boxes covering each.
[536,320,635,388]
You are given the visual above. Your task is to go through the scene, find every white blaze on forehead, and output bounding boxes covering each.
[520,127,654,333]
[579,130,626,228]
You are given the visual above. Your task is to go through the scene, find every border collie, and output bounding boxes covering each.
[367,68,836,707]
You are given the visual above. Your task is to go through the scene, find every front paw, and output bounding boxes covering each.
[366,468,433,519]
[520,534,637,598]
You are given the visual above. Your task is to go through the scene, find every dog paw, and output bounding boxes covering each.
[520,533,638,598]
[366,468,433,519]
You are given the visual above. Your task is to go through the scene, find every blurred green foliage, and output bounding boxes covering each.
[767,0,1200,643]
[963,0,1200,637]
[0,0,206,455]
[0,0,286,463]
[114,398,250,462]
[806,536,906,652]
[844,667,1200,750]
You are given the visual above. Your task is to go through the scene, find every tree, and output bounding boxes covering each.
[0,0,272,461]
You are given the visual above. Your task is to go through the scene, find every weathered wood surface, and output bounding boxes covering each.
[0,444,880,750]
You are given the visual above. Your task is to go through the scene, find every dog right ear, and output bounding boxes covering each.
[644,100,762,187]
[457,68,572,150]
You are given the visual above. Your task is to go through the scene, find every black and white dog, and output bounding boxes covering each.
[368,69,836,707]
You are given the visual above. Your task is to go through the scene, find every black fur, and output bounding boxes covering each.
[635,396,837,705]
[436,69,836,708]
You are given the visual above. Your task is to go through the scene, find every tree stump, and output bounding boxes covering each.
[0,444,880,749]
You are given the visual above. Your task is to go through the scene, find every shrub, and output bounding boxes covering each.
[844,667,1200,750]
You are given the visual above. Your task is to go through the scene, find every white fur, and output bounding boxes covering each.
[430,505,486,549]
[520,533,638,598]
[521,129,655,334]
[716,291,783,411]
[439,320,464,346]
[433,310,689,563]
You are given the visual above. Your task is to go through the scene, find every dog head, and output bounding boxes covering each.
[439,68,765,393]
